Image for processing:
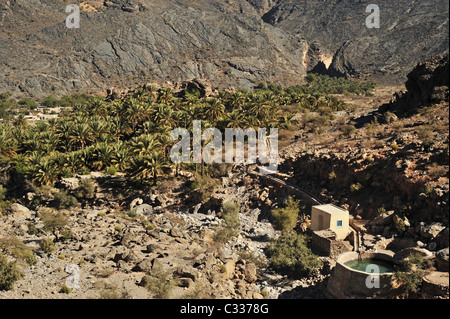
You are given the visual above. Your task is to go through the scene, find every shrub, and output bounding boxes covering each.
[222,201,240,230]
[266,231,322,279]
[260,290,269,298]
[213,201,241,245]
[0,185,7,201]
[26,223,38,235]
[18,98,38,110]
[238,250,267,269]
[383,112,398,124]
[393,253,425,295]
[213,226,237,245]
[74,179,96,199]
[393,215,407,234]
[271,196,300,232]
[53,191,78,209]
[0,236,37,266]
[350,182,363,194]
[59,284,71,294]
[96,282,131,299]
[0,253,24,291]
[97,211,106,217]
[424,183,434,195]
[377,207,387,217]
[209,163,232,178]
[142,266,178,299]
[40,209,69,237]
[390,142,399,151]
[77,166,91,176]
[340,124,356,137]
[41,95,59,108]
[127,210,138,218]
[328,171,337,180]
[427,163,447,179]
[39,237,55,254]
[105,166,117,176]
[191,173,219,203]
[60,227,73,242]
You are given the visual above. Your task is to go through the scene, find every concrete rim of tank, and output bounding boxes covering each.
[337,250,397,275]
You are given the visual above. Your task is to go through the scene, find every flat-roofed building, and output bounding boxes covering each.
[311,204,350,240]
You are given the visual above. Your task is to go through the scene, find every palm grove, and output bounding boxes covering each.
[0,74,374,191]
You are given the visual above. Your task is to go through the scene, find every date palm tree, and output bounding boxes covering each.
[128,152,170,182]
[129,134,161,158]
[202,98,225,125]
[69,123,93,150]
[91,142,115,171]
[0,129,17,158]
[152,104,177,128]
[30,157,58,186]
[13,114,28,127]
[111,143,129,172]
[226,110,245,129]
[157,87,174,105]
[65,151,83,174]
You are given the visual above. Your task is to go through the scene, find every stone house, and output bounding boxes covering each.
[310,204,350,240]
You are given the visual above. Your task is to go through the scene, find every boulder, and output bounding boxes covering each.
[243,263,258,283]
[420,222,446,240]
[435,248,449,272]
[129,204,153,216]
[133,259,154,273]
[9,203,31,220]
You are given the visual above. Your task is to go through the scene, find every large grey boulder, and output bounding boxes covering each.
[9,203,32,220]
[129,204,153,216]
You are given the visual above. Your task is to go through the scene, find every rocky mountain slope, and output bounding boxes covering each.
[0,0,308,98]
[262,0,449,82]
[1,0,448,98]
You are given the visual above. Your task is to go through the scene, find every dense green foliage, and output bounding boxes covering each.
[393,253,425,294]
[0,252,23,291]
[266,231,322,279]
[303,73,376,96]
[213,201,241,244]
[271,196,300,232]
[0,76,375,189]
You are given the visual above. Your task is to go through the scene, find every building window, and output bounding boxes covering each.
[337,220,343,227]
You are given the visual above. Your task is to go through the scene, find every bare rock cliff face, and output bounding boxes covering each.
[262,0,449,83]
[0,0,448,97]
[0,0,308,97]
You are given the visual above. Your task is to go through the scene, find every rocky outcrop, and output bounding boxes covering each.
[261,0,449,83]
[0,0,307,98]
[380,54,449,113]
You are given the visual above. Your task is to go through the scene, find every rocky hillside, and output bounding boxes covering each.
[0,0,308,98]
[1,0,448,98]
[279,54,449,252]
[262,0,449,82]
